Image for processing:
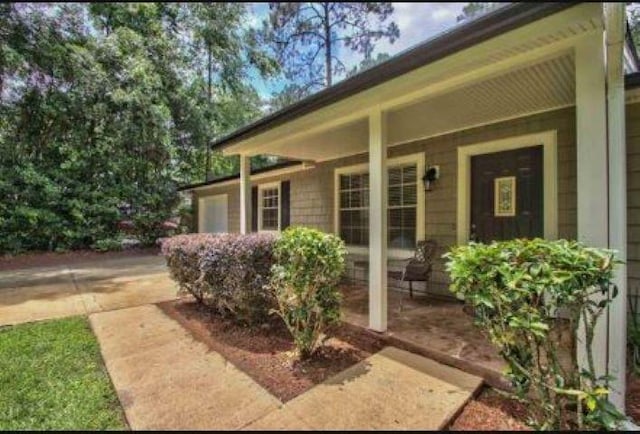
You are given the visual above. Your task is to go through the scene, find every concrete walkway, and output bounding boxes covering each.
[0,255,178,326]
[1,255,483,429]
[245,346,483,430]
[90,305,281,430]
[91,305,482,430]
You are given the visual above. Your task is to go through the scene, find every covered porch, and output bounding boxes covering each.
[218,4,630,409]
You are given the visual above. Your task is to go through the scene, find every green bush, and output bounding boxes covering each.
[628,293,640,375]
[161,233,277,324]
[90,237,123,252]
[269,227,347,359]
[445,238,624,430]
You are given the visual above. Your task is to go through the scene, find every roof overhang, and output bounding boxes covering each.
[218,3,608,163]
[213,2,579,155]
[178,160,307,192]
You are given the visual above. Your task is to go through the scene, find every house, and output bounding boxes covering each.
[179,3,638,409]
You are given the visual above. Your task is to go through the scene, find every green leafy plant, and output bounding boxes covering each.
[444,238,625,430]
[269,226,347,359]
[91,237,123,252]
[628,292,640,375]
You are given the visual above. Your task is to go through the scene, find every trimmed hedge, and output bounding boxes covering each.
[161,233,277,324]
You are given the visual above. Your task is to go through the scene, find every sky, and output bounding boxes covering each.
[246,2,471,99]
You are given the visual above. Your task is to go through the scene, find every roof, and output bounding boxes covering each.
[177,160,302,192]
[210,2,577,151]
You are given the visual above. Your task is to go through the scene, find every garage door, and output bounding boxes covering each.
[199,194,228,233]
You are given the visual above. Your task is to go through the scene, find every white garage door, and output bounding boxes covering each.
[199,194,228,233]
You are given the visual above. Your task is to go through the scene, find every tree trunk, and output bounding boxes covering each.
[323,2,331,87]
[205,42,212,178]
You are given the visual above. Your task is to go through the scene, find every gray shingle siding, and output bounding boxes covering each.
[193,104,640,297]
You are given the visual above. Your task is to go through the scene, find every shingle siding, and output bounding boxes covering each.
[627,103,640,300]
[192,104,638,298]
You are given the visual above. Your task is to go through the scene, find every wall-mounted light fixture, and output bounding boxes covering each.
[422,165,440,191]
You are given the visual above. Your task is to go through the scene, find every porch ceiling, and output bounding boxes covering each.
[224,3,599,162]
[261,53,575,162]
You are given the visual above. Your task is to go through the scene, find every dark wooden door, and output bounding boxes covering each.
[470,145,543,243]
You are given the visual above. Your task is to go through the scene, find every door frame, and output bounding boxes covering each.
[456,130,558,245]
[198,194,228,233]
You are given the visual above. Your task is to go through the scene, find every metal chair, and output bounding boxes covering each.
[388,239,438,298]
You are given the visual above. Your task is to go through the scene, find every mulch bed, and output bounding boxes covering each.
[0,247,160,272]
[449,387,530,431]
[627,372,640,424]
[158,298,386,402]
[158,298,532,429]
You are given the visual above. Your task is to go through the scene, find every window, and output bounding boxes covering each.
[259,185,280,231]
[388,165,417,249]
[338,172,370,246]
[335,154,423,252]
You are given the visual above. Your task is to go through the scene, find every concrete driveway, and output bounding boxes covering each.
[0,255,178,326]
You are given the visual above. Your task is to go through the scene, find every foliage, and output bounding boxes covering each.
[0,317,126,430]
[90,237,123,252]
[346,52,392,77]
[0,3,276,254]
[628,292,640,375]
[628,3,640,51]
[456,2,503,22]
[161,233,277,324]
[269,227,347,358]
[445,238,625,430]
[259,2,399,104]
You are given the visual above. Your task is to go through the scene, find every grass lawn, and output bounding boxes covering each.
[0,317,126,430]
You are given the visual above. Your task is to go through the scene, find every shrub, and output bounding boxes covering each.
[628,292,640,375]
[269,227,347,359]
[445,238,624,430]
[161,233,277,324]
[91,237,123,252]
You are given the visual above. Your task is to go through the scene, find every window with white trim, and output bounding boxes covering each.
[338,172,370,246]
[337,161,419,249]
[388,164,417,249]
[259,185,280,231]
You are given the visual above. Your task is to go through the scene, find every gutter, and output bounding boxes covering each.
[178,160,304,192]
[210,2,577,151]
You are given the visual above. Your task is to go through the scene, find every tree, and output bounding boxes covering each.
[456,2,502,22]
[628,3,640,50]
[260,2,399,100]
[346,52,391,77]
[182,3,277,178]
[0,2,278,252]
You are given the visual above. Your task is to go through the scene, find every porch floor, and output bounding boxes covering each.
[340,284,506,386]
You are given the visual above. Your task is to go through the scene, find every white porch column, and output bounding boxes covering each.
[575,32,609,379]
[605,2,628,410]
[368,108,388,332]
[239,154,252,234]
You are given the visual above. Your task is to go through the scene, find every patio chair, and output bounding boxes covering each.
[388,239,438,299]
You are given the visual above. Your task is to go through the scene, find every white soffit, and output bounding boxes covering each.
[387,53,575,146]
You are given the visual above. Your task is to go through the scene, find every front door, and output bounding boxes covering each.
[470,146,543,243]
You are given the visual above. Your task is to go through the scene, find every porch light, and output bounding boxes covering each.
[422,165,440,191]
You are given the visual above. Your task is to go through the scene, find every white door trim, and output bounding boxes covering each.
[198,194,228,233]
[456,130,558,245]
